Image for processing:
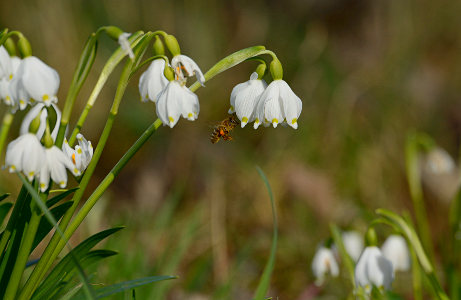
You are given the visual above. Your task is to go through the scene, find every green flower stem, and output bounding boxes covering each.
[189,45,267,93]
[405,133,435,262]
[19,34,152,300]
[0,110,14,158]
[3,199,42,300]
[63,31,144,147]
[50,118,163,264]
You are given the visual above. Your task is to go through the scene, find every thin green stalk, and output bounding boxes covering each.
[405,133,434,262]
[68,31,144,146]
[50,118,163,266]
[19,35,150,300]
[3,205,41,300]
[0,110,14,158]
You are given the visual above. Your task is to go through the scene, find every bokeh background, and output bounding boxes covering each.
[1,0,461,298]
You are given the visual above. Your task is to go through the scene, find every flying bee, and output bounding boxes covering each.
[210,114,240,144]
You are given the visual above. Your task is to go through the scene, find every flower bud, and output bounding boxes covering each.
[365,228,378,247]
[18,35,32,58]
[255,63,266,79]
[163,65,175,81]
[104,26,124,41]
[153,36,165,56]
[270,58,283,80]
[4,38,16,56]
[164,34,181,56]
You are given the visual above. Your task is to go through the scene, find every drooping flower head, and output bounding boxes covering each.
[311,246,339,286]
[138,59,168,103]
[229,72,267,128]
[171,54,205,86]
[5,133,45,181]
[341,231,364,262]
[381,235,410,272]
[355,246,394,294]
[14,56,60,106]
[156,80,199,128]
[39,145,80,192]
[252,57,302,129]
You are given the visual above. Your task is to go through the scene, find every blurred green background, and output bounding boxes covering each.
[1,0,461,298]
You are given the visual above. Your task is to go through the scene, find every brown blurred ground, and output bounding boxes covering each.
[1,0,461,298]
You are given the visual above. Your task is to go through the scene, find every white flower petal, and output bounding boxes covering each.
[172,55,205,86]
[0,46,12,80]
[381,235,410,272]
[311,247,339,286]
[20,103,45,136]
[21,56,59,105]
[355,246,394,294]
[118,32,134,59]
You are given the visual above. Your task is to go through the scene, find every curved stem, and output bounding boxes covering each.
[67,31,145,146]
[0,110,14,158]
[50,119,162,264]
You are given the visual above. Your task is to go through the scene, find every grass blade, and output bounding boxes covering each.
[253,166,278,300]
[18,174,97,300]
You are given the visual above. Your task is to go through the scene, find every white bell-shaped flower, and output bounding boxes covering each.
[0,46,12,80]
[253,79,302,129]
[138,59,168,103]
[381,235,410,272]
[311,246,339,286]
[5,133,45,181]
[229,72,267,128]
[118,32,135,60]
[171,54,205,86]
[156,80,199,128]
[9,57,31,110]
[62,134,93,173]
[15,56,59,106]
[39,146,80,192]
[425,147,456,175]
[342,231,364,262]
[355,246,394,294]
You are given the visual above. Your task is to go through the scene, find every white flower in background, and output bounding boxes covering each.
[342,231,364,262]
[14,56,59,106]
[5,133,45,181]
[39,146,80,192]
[229,72,267,128]
[156,80,199,128]
[425,147,456,175]
[381,235,410,272]
[171,54,205,86]
[311,246,339,286]
[253,79,302,129]
[62,133,93,173]
[138,59,168,103]
[355,246,394,294]
[118,32,135,60]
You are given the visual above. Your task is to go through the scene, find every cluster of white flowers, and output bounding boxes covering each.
[229,72,302,129]
[138,51,302,130]
[311,231,410,295]
[139,55,203,128]
[0,46,60,111]
[2,52,93,192]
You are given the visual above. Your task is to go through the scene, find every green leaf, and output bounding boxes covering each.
[31,202,74,252]
[253,166,278,300]
[32,227,123,300]
[189,45,267,92]
[0,202,13,229]
[50,250,118,300]
[46,188,78,208]
[18,175,97,300]
[72,276,176,300]
[0,193,10,202]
